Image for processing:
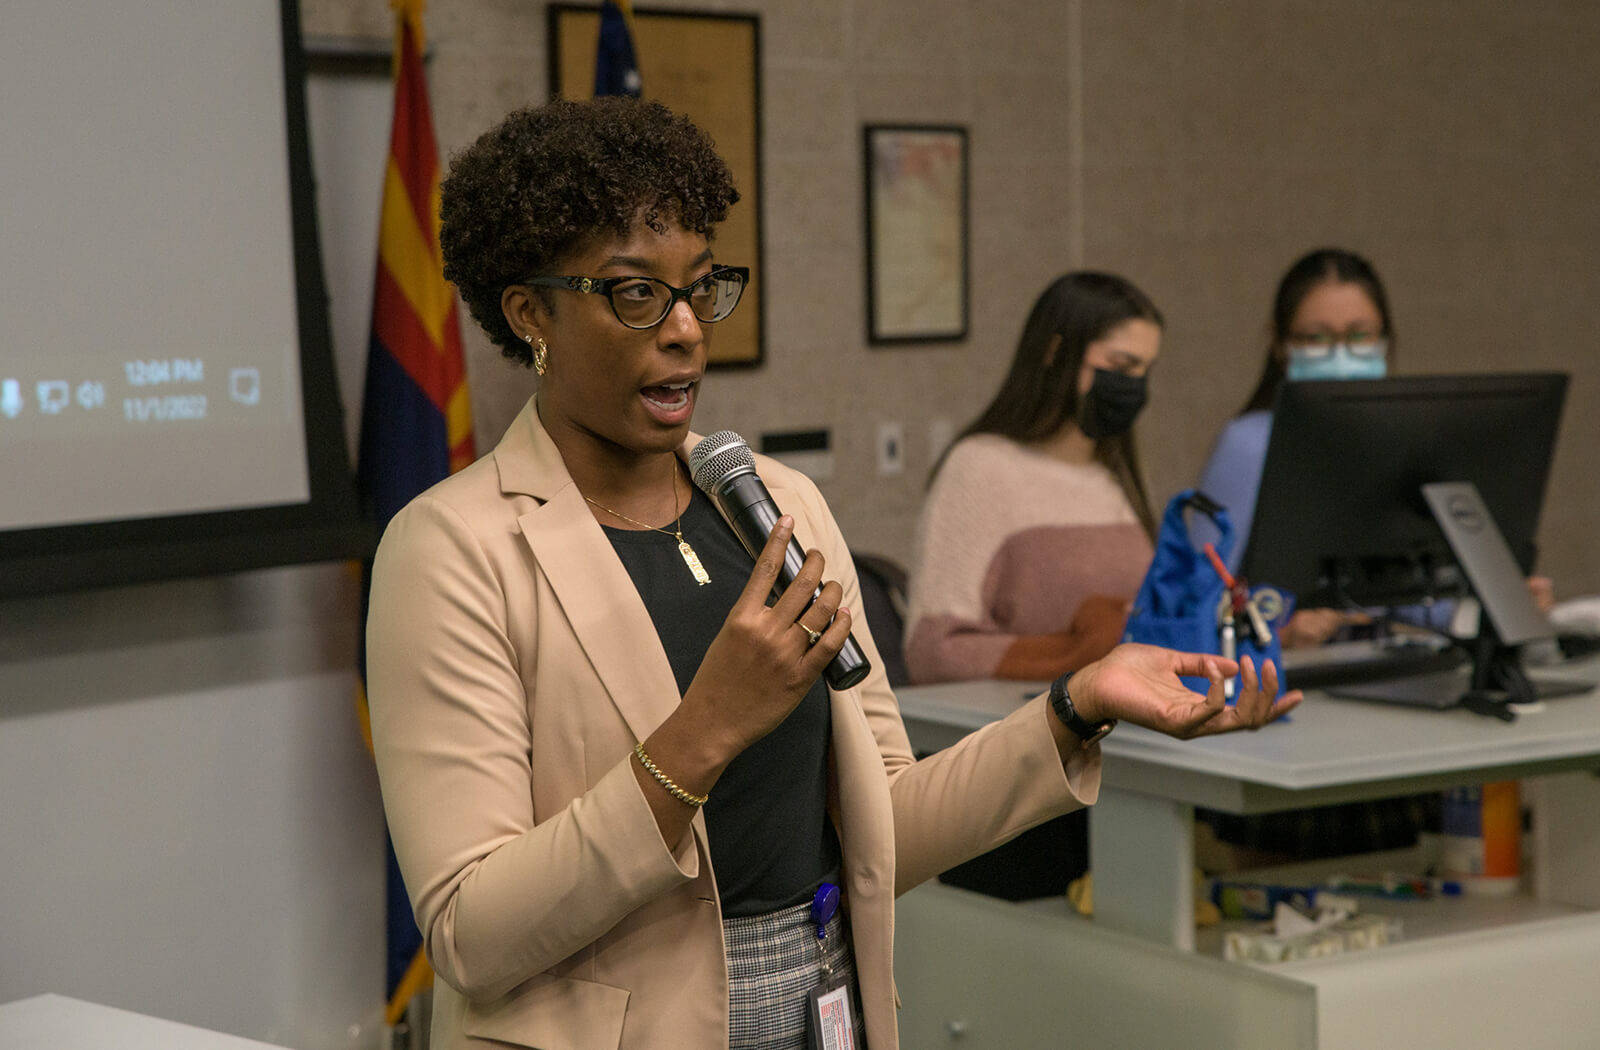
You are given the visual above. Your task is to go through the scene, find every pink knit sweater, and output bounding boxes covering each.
[905,434,1153,683]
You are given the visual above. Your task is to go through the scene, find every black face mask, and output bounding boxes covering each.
[1078,368,1148,441]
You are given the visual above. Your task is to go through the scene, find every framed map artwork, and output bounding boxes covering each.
[863,124,969,344]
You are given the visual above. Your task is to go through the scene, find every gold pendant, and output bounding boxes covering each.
[678,539,711,585]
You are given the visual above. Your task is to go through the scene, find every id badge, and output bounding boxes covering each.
[804,882,858,1049]
[806,977,857,1050]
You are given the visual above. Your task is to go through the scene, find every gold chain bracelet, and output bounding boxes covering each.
[634,742,709,808]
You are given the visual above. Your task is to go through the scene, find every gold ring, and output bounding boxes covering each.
[798,623,822,646]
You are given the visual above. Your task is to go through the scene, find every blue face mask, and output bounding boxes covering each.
[1286,341,1388,381]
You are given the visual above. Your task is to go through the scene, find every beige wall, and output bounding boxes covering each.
[303,0,1600,594]
[1078,1,1600,597]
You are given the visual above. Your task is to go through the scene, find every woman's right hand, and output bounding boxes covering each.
[685,514,851,757]
[632,516,850,829]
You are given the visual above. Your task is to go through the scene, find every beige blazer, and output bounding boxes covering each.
[367,399,1100,1050]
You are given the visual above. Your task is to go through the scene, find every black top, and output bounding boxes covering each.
[601,483,841,916]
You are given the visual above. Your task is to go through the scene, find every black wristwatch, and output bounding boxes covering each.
[1048,671,1116,749]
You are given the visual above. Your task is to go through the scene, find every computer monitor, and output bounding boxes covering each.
[1239,372,1575,715]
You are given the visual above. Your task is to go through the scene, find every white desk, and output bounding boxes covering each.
[893,663,1600,1048]
[0,995,293,1050]
[897,661,1600,948]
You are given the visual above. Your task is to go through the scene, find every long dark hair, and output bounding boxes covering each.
[1238,248,1395,414]
[937,271,1164,537]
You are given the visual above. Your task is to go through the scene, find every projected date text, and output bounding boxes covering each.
[124,395,207,422]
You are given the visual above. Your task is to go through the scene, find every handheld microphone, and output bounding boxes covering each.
[689,430,872,690]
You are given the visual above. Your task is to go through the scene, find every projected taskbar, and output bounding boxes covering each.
[0,354,295,432]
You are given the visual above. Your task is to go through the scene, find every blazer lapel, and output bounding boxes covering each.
[495,401,684,746]
[493,410,824,756]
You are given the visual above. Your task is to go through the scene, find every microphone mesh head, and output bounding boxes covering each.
[689,430,756,492]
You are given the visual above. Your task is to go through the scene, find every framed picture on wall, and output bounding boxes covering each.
[547,5,764,368]
[863,124,969,344]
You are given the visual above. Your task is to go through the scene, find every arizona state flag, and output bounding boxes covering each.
[356,0,474,1030]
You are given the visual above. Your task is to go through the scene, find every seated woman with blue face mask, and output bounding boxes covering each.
[1198,248,1552,648]
[1194,249,1553,867]
[1199,249,1392,647]
[1193,251,1427,865]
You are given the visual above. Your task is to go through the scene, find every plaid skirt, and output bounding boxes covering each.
[725,899,860,1050]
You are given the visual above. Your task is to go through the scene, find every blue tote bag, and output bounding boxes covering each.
[1123,490,1291,698]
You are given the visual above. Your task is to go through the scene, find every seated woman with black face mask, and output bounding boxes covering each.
[904,271,1162,685]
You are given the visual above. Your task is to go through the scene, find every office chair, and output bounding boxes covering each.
[851,552,911,688]
[851,549,1089,899]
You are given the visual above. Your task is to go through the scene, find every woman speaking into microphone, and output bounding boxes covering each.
[364,96,1298,1050]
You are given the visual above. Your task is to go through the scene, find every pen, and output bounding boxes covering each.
[1205,543,1238,697]
[1220,611,1236,698]
[1326,874,1463,899]
[1202,542,1233,590]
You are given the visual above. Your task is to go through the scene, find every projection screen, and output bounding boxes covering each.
[0,0,368,597]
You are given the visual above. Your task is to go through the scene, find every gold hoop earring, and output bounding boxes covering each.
[533,337,549,376]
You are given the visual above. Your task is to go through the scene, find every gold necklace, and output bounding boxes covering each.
[585,465,711,585]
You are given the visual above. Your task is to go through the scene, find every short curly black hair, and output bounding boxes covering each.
[439,96,740,366]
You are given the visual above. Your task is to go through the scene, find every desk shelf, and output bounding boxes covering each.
[1189,842,1597,956]
[1197,893,1590,955]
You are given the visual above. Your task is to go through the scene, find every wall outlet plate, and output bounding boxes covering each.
[877,421,905,477]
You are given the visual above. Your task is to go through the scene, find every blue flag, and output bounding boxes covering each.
[594,0,641,97]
